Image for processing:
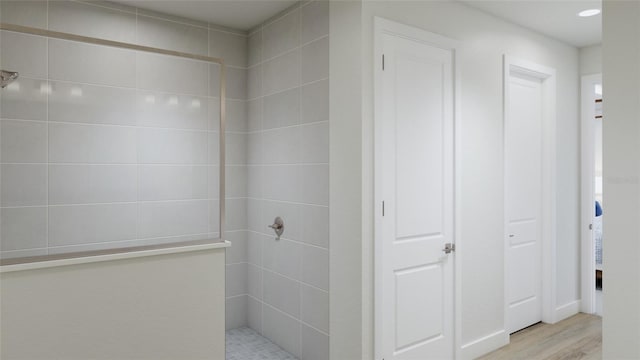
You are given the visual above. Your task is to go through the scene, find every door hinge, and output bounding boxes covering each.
[589,223,593,230]
[382,54,385,70]
[382,201,385,216]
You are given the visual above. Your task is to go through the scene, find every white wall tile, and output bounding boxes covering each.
[226,231,248,264]
[301,285,329,333]
[209,29,247,68]
[226,198,248,231]
[1,164,47,207]
[263,270,300,318]
[49,1,136,43]
[0,0,47,28]
[138,200,209,239]
[247,98,263,131]
[247,65,263,100]
[49,165,137,205]
[301,325,329,360]
[136,91,208,130]
[263,88,300,129]
[247,296,263,333]
[226,133,248,165]
[247,166,263,199]
[49,82,137,126]
[263,9,300,60]
[247,30,263,67]
[261,126,300,165]
[227,67,248,101]
[247,231,264,267]
[49,39,136,87]
[136,7,206,27]
[299,164,328,205]
[247,264,262,300]
[263,305,301,358]
[137,52,208,96]
[226,263,248,297]
[209,166,220,200]
[138,165,208,201]
[263,238,302,280]
[301,1,329,44]
[49,123,137,163]
[247,133,263,165]
[262,165,300,203]
[299,122,328,164]
[1,207,47,251]
[226,100,248,132]
[300,205,329,248]
[263,50,300,95]
[301,37,329,84]
[0,31,47,79]
[0,78,48,120]
[226,295,248,330]
[136,15,208,56]
[226,165,248,198]
[1,120,47,163]
[247,198,263,233]
[48,203,137,246]
[137,128,208,164]
[301,245,328,291]
[301,79,329,124]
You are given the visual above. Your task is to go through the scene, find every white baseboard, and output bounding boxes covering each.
[458,329,509,360]
[554,300,581,323]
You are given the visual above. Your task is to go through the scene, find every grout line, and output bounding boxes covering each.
[256,300,330,337]
[246,76,329,102]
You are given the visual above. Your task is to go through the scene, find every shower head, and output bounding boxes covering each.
[1,70,19,88]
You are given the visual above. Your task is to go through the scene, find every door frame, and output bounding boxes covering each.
[580,73,602,314]
[503,55,558,329]
[373,17,461,360]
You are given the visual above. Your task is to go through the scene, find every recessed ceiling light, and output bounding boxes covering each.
[578,9,601,17]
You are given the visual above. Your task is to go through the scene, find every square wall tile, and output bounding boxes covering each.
[247,296,263,334]
[301,284,329,333]
[226,198,248,231]
[299,122,329,164]
[0,78,48,121]
[301,37,329,84]
[248,30,263,67]
[49,39,136,87]
[48,204,137,246]
[247,65,263,100]
[1,31,47,79]
[49,1,136,43]
[226,262,248,297]
[247,231,264,267]
[225,231,248,264]
[49,123,137,164]
[301,79,329,124]
[49,82,137,126]
[138,200,209,239]
[209,29,247,68]
[263,270,300,318]
[136,91,209,130]
[263,87,300,129]
[301,325,329,360]
[301,1,329,44]
[1,207,47,251]
[302,245,328,290]
[49,165,137,205]
[300,205,329,248]
[263,237,302,280]
[226,295,248,330]
[1,164,47,207]
[226,165,248,198]
[137,128,208,165]
[263,304,301,358]
[262,165,300,203]
[247,98,263,132]
[299,164,329,206]
[0,1,47,28]
[261,126,300,165]
[1,120,47,163]
[137,52,208,96]
[263,8,300,60]
[136,15,208,56]
[262,200,300,241]
[263,50,300,96]
[138,165,208,201]
[247,264,263,300]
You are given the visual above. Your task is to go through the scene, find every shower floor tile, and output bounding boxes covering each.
[226,327,298,360]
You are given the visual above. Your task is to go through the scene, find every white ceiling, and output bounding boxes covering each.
[459,0,602,47]
[112,0,297,31]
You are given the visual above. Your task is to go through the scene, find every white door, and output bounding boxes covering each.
[376,23,455,360]
[505,72,543,333]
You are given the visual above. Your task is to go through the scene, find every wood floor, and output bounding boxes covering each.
[477,313,602,360]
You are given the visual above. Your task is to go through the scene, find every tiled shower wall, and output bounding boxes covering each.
[242,2,330,359]
[0,0,248,264]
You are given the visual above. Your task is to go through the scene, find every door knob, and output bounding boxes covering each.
[442,243,455,254]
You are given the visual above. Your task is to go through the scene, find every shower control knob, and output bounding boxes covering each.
[268,217,284,240]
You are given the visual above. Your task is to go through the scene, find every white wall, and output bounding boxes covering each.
[0,248,226,359]
[357,1,580,358]
[602,1,640,358]
[244,2,331,359]
[580,44,602,76]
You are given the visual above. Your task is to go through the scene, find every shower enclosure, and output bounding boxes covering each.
[0,1,330,359]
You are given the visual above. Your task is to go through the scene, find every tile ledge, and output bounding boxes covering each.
[0,239,230,273]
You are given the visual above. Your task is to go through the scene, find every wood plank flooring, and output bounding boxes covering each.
[477,313,602,360]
